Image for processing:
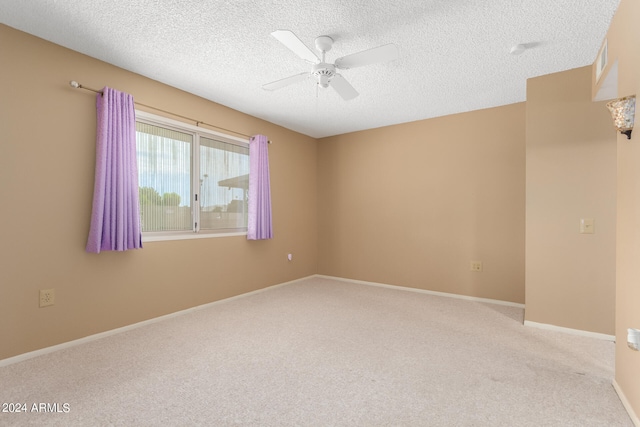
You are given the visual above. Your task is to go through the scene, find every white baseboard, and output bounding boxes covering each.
[613,379,640,427]
[523,320,615,341]
[0,275,314,368]
[314,274,525,308]
[1,274,616,368]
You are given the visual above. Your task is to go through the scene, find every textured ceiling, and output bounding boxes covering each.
[1,0,620,138]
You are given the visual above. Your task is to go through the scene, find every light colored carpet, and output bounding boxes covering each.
[0,277,632,426]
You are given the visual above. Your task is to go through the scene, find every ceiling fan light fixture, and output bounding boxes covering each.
[319,75,330,88]
[313,63,335,88]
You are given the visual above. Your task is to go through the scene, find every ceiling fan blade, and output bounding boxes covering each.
[330,74,359,100]
[271,30,319,63]
[335,44,399,70]
[262,72,311,91]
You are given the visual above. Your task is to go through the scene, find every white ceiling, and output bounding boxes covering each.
[1,0,620,138]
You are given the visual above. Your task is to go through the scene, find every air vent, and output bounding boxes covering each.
[596,39,608,82]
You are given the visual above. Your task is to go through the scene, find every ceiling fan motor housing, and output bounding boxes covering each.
[313,63,335,88]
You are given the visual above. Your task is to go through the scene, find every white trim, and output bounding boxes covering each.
[314,274,525,308]
[135,110,249,145]
[142,231,247,242]
[524,320,615,341]
[0,276,315,368]
[613,379,640,427]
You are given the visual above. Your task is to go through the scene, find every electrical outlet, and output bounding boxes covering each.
[470,261,483,272]
[39,289,55,307]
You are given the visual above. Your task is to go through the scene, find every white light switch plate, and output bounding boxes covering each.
[628,328,640,351]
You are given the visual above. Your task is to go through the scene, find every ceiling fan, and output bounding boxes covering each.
[263,30,399,101]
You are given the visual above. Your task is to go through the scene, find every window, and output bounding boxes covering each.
[135,111,249,241]
[596,39,607,82]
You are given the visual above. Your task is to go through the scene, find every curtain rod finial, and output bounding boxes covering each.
[69,80,80,88]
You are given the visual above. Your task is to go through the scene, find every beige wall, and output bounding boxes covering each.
[317,104,526,303]
[524,66,617,335]
[598,0,640,420]
[0,25,318,360]
[2,10,635,418]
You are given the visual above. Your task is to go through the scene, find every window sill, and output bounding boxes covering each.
[142,231,247,243]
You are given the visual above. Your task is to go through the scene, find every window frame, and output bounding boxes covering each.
[135,110,250,242]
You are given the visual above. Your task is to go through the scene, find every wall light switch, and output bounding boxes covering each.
[579,218,594,234]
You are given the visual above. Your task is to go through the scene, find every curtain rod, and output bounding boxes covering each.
[69,81,271,143]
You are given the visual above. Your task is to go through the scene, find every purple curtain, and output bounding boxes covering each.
[247,134,273,240]
[86,87,142,253]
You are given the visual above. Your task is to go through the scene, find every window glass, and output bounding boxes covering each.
[199,137,249,231]
[136,122,192,232]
